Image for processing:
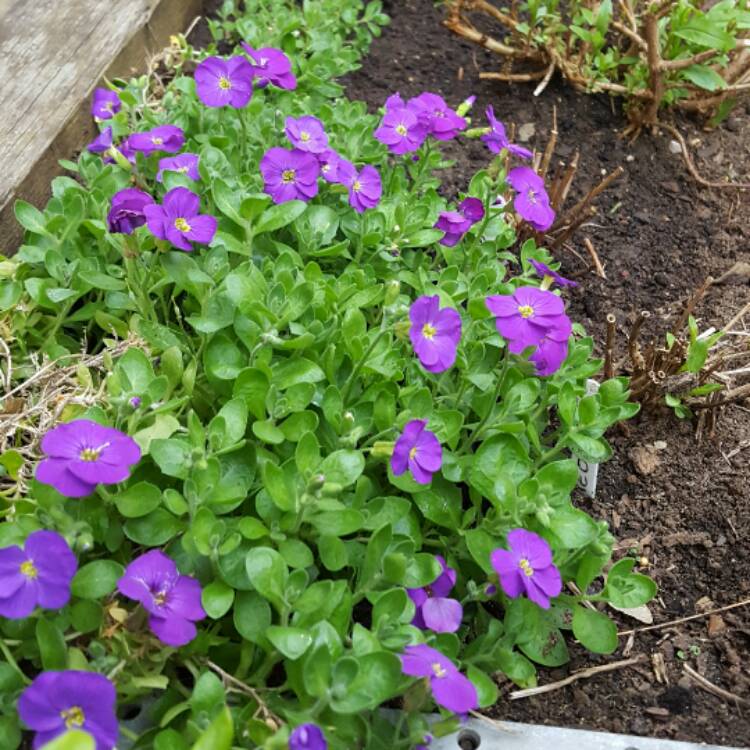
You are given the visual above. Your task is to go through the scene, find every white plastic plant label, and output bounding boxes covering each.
[575,379,600,498]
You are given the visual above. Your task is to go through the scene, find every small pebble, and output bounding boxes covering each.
[669,140,682,154]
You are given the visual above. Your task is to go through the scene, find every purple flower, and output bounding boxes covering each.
[87,127,113,155]
[409,295,462,373]
[285,115,328,154]
[117,549,206,646]
[485,287,567,349]
[374,106,427,155]
[391,420,442,485]
[107,188,154,234]
[408,93,466,141]
[407,555,462,633]
[526,321,571,376]
[0,531,76,619]
[129,396,142,408]
[260,147,320,204]
[289,723,327,750]
[400,644,478,714]
[36,420,141,498]
[481,106,532,159]
[434,197,484,247]
[117,136,137,165]
[144,187,217,252]
[529,259,577,288]
[507,167,555,231]
[490,529,562,609]
[195,56,254,108]
[157,153,200,183]
[338,162,382,212]
[416,734,434,750]
[240,44,297,90]
[91,88,121,121]
[128,125,185,157]
[317,149,347,184]
[385,92,406,112]
[19,670,118,750]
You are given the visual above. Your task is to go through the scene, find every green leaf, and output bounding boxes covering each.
[465,528,500,574]
[469,435,532,506]
[70,600,102,633]
[202,580,235,619]
[673,18,734,51]
[39,730,95,750]
[548,506,598,548]
[233,590,272,643]
[403,553,443,588]
[124,508,183,546]
[467,665,499,707]
[295,432,321,475]
[329,651,402,713]
[245,547,288,610]
[604,558,658,608]
[318,450,365,487]
[15,200,47,234]
[567,432,612,463]
[572,606,618,654]
[682,64,727,92]
[262,461,297,512]
[233,368,269,420]
[254,201,307,235]
[115,481,162,518]
[36,619,67,670]
[71,560,124,599]
[150,439,192,479]
[191,672,226,717]
[191,706,233,750]
[272,358,326,389]
[266,625,313,659]
[204,334,244,380]
[0,450,24,481]
[308,509,365,536]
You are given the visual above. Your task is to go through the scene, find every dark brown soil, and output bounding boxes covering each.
[344,1,750,746]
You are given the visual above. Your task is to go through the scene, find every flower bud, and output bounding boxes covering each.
[456,95,476,117]
[371,441,394,458]
[394,319,411,340]
[464,126,490,139]
[384,279,401,306]
[307,474,326,492]
[111,147,133,171]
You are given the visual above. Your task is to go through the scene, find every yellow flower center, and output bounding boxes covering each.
[518,304,534,319]
[526,189,537,204]
[322,164,331,173]
[409,446,418,461]
[421,323,436,340]
[79,447,101,462]
[152,137,163,145]
[104,102,113,112]
[300,131,311,142]
[20,560,37,579]
[519,558,534,577]
[353,180,362,192]
[61,706,85,729]
[218,76,232,90]
[154,591,168,606]
[174,217,191,233]
[431,662,448,679]
[396,124,407,136]
[282,169,296,183]
[177,166,189,173]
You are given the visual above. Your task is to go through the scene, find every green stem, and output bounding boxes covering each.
[536,437,568,466]
[341,327,389,404]
[0,639,29,685]
[460,353,509,452]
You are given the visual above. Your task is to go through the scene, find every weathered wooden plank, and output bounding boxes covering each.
[0,0,203,254]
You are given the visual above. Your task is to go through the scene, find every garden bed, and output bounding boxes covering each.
[344,0,750,745]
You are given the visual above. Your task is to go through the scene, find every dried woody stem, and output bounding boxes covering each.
[204,660,282,724]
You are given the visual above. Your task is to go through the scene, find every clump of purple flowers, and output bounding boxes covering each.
[486,286,572,375]
[409,295,462,373]
[117,549,206,646]
[481,106,532,159]
[490,529,562,609]
[0,531,77,619]
[507,166,555,232]
[400,644,478,714]
[107,188,154,234]
[144,187,217,251]
[407,555,462,633]
[18,670,119,750]
[391,420,442,485]
[434,197,484,246]
[374,91,466,154]
[36,419,141,498]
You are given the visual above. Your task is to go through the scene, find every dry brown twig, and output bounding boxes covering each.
[683,664,749,706]
[509,656,646,700]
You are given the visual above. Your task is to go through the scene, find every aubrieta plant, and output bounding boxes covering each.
[0,1,655,749]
